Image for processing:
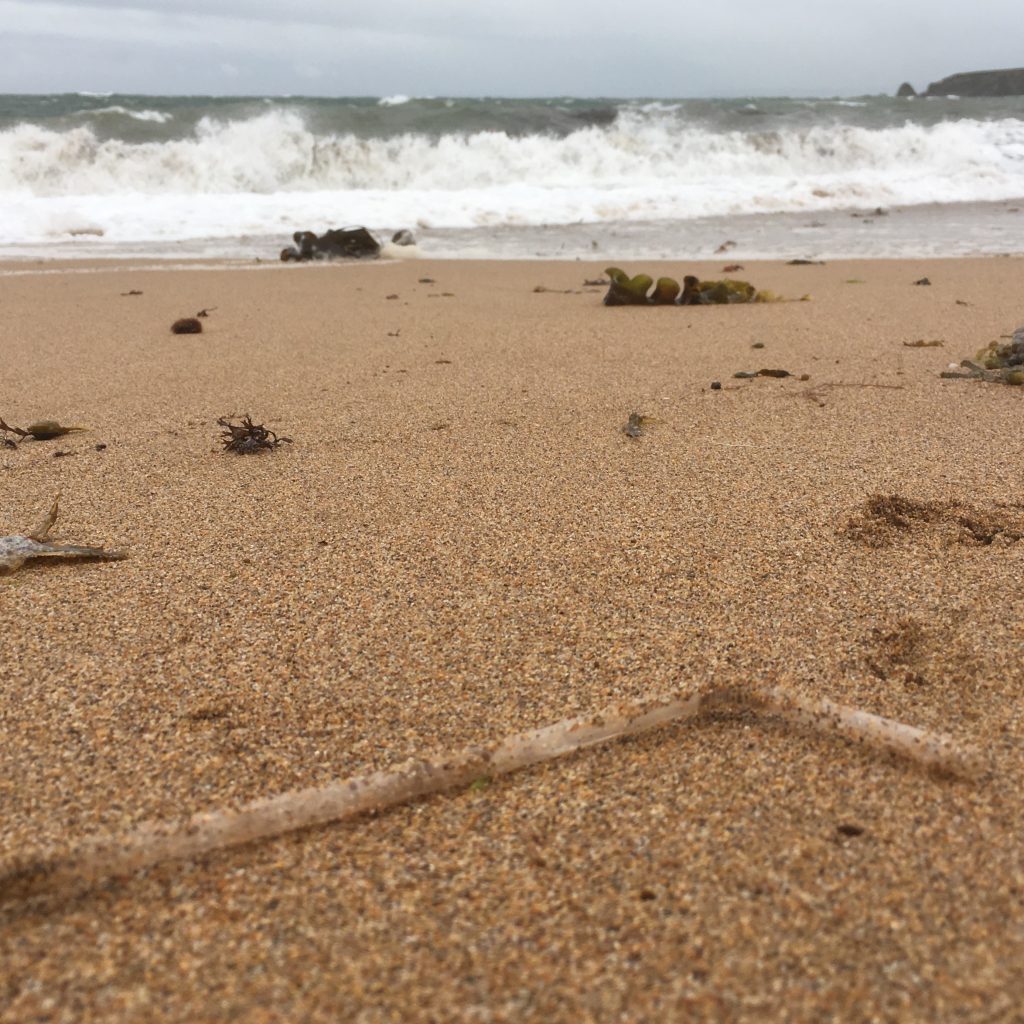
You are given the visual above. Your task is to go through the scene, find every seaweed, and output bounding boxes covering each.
[217,416,293,454]
[941,326,1024,385]
[171,318,203,334]
[913,277,931,286]
[604,267,801,306]
[651,277,680,304]
[844,493,1024,547]
[603,267,654,305]
[0,418,85,442]
[904,339,944,348]
[195,307,217,318]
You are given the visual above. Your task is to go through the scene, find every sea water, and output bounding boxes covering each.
[2,93,1023,260]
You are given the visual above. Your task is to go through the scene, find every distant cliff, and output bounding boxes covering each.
[898,68,1024,97]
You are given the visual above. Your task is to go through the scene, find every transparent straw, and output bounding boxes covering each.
[0,683,982,902]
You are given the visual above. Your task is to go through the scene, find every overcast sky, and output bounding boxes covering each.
[2,0,1022,97]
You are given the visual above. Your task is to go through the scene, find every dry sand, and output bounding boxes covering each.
[1,256,1023,1021]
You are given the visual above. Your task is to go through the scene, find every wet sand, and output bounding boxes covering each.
[2,257,1023,1021]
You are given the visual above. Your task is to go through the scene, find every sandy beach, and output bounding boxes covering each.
[2,256,1023,1021]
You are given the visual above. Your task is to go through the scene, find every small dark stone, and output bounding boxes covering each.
[391,229,416,246]
[95,443,107,451]
[913,277,931,286]
[837,823,865,837]
[385,294,399,300]
[639,889,657,901]
[758,368,792,378]
[751,342,765,349]
[171,318,202,335]
[710,381,722,390]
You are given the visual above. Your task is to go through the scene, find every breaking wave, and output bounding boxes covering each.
[1,103,1022,246]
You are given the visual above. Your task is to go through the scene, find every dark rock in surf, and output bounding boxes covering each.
[278,227,382,262]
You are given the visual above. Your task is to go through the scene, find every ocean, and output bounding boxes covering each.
[3,92,1024,261]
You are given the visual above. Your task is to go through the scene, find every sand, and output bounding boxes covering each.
[1,256,1023,1022]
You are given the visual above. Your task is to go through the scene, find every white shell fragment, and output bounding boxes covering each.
[0,495,125,573]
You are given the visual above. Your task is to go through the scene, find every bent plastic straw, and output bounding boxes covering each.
[0,683,982,901]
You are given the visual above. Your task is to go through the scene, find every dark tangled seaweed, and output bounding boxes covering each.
[217,416,293,454]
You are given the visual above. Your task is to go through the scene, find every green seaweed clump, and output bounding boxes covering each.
[651,277,680,304]
[975,325,1024,370]
[941,324,1024,385]
[604,267,654,305]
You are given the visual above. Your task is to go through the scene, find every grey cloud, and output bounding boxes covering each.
[0,0,1021,96]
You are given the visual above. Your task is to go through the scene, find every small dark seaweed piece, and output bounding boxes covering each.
[171,318,203,334]
[217,416,293,454]
[195,307,217,318]
[913,278,931,286]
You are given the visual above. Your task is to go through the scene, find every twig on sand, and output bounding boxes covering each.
[0,681,983,902]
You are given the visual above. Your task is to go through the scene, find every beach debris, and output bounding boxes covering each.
[623,412,655,438]
[904,339,944,348]
[583,277,609,287]
[1,436,15,450]
[715,240,737,253]
[845,493,1024,548]
[682,276,756,304]
[604,267,654,305]
[941,326,1024,385]
[752,341,765,349]
[0,495,126,574]
[786,259,825,265]
[279,227,381,262]
[385,293,399,300]
[603,268,801,306]
[120,289,143,296]
[171,317,203,335]
[651,277,680,304]
[710,381,722,390]
[0,679,983,901]
[0,418,85,442]
[418,277,436,284]
[941,361,1024,386]
[722,263,745,272]
[533,285,579,294]
[217,416,292,454]
[195,307,217,318]
[914,277,932,286]
[955,299,970,306]
[733,368,800,380]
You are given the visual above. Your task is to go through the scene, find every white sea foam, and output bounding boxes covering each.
[377,94,411,106]
[1,107,1022,248]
